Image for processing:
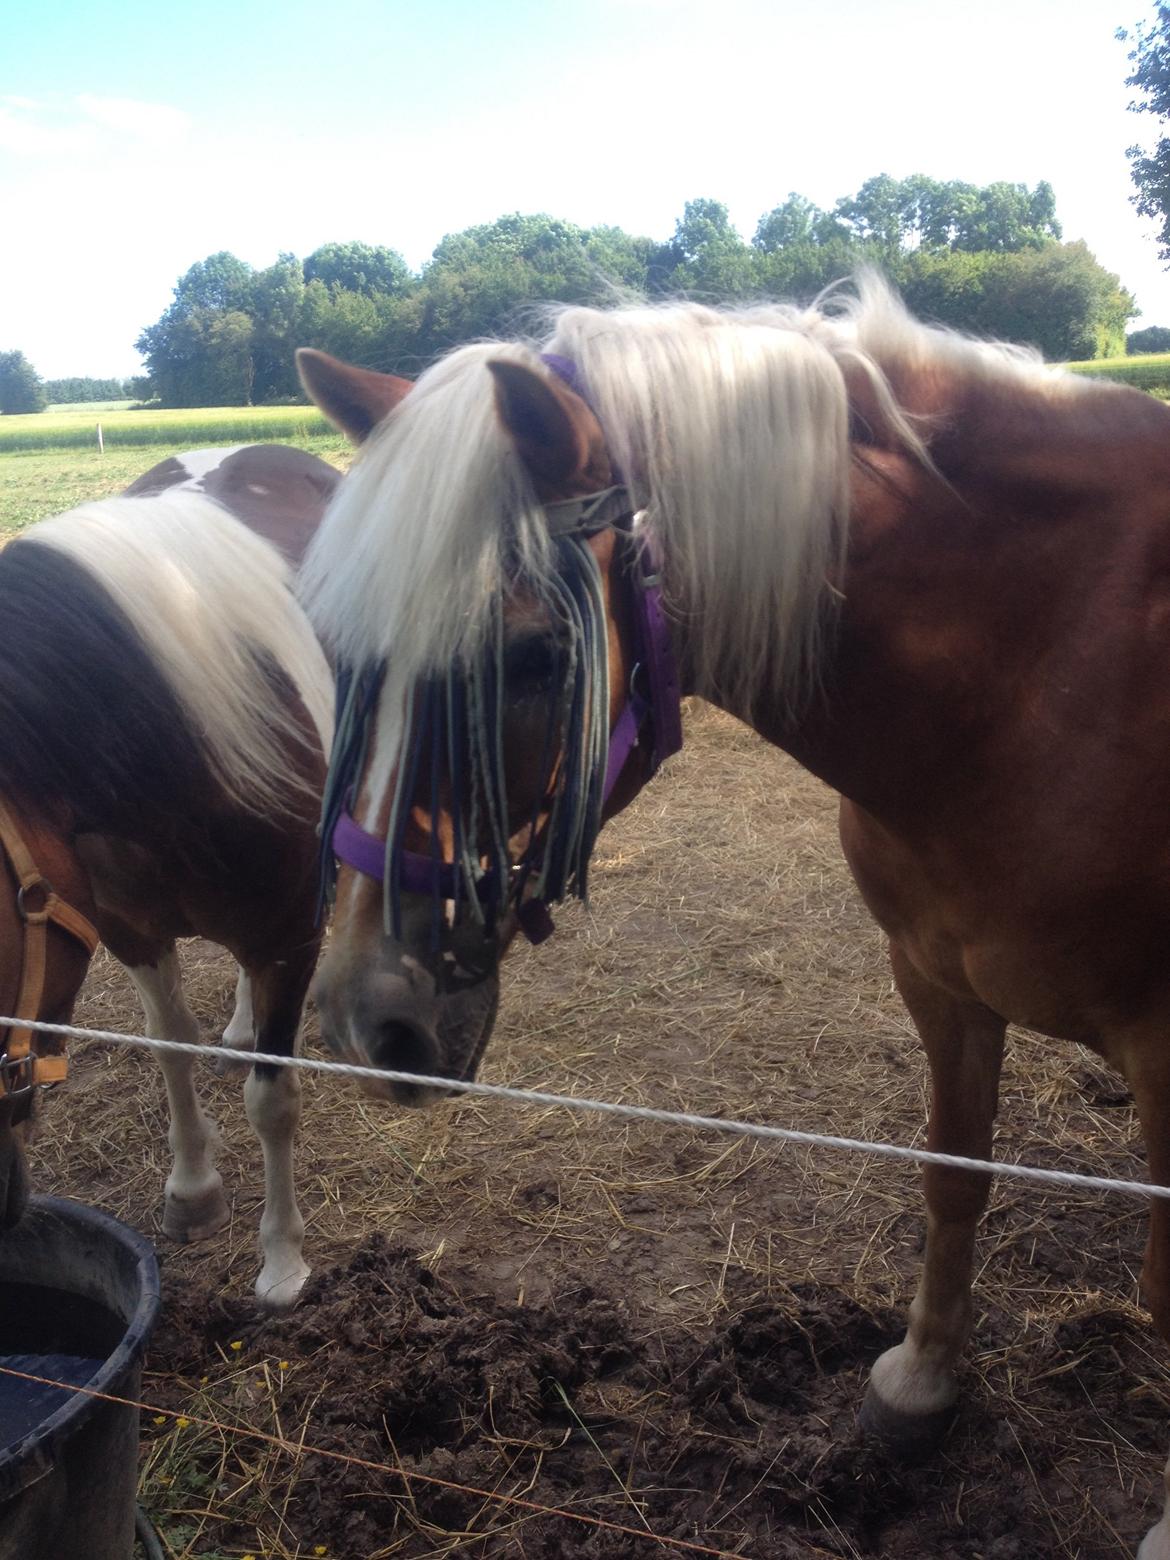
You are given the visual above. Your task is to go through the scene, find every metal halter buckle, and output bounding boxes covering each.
[0,1053,36,1098]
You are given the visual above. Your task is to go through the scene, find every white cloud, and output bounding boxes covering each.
[75,94,190,141]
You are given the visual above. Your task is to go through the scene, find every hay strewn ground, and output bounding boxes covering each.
[30,704,1167,1558]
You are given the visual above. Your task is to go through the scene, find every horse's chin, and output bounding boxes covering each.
[352,977,500,1109]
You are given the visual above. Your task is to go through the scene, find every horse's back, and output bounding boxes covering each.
[124,444,340,567]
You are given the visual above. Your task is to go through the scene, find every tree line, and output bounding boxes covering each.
[129,178,1137,407]
[0,357,146,415]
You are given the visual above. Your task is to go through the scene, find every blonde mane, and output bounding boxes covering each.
[31,490,332,809]
[303,275,1085,719]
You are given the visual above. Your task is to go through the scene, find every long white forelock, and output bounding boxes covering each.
[301,340,558,683]
[30,491,333,811]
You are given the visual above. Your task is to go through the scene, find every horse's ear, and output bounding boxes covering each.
[296,348,412,444]
[487,360,594,489]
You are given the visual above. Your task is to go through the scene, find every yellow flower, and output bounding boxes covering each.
[152,1415,166,1426]
[176,1417,190,1430]
[314,1549,328,1557]
[278,1360,289,1372]
[229,1340,243,1352]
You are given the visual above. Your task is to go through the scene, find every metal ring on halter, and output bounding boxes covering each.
[15,879,51,923]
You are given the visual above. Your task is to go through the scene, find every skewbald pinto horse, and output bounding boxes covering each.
[297,280,1170,1555]
[0,445,337,1308]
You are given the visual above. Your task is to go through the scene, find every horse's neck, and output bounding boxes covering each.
[699,400,1170,825]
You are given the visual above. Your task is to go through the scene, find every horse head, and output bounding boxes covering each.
[301,349,662,1102]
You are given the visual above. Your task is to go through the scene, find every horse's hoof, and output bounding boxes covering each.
[162,1183,230,1243]
[254,1260,310,1311]
[858,1381,956,1458]
[1137,1520,1170,1560]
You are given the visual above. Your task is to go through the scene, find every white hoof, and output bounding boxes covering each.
[255,1256,310,1311]
[860,1342,959,1454]
[1138,1518,1170,1560]
[162,1179,230,1243]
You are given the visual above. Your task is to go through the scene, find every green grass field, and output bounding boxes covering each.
[0,405,350,534]
[0,401,337,453]
[1064,351,1170,394]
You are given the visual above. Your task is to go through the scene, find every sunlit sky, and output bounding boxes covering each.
[1,0,1166,378]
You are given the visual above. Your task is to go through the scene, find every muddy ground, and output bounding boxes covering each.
[32,704,1167,1558]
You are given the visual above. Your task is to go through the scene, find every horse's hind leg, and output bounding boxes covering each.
[244,945,317,1310]
[213,964,257,1078]
[123,947,229,1242]
[861,941,1006,1451]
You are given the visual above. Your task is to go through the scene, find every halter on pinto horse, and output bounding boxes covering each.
[0,445,337,1308]
[298,282,1170,1555]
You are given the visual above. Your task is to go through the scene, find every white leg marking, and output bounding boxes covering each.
[126,955,229,1242]
[216,965,257,1077]
[1139,1463,1170,1559]
[223,966,256,1048]
[244,1065,309,1309]
[867,1214,973,1424]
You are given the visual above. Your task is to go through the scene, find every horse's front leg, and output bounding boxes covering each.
[861,941,1006,1450]
[244,943,318,1310]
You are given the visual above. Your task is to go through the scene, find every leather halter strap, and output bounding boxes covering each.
[0,797,100,1100]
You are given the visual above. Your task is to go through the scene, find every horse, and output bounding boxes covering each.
[0,444,337,1309]
[294,288,1170,1555]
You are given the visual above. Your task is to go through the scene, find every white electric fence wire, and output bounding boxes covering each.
[5,1013,1166,1203]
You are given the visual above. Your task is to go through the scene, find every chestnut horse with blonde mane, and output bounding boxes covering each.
[297,280,1170,1554]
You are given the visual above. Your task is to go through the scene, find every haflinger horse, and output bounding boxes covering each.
[298,287,1170,1552]
[0,444,338,1308]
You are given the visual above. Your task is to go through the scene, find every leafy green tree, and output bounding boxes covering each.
[170,252,255,314]
[137,252,258,405]
[304,242,411,297]
[0,351,47,413]
[140,309,254,406]
[896,241,1133,359]
[656,199,758,297]
[1128,323,1170,352]
[1121,5,1170,261]
[250,253,305,401]
[754,194,825,252]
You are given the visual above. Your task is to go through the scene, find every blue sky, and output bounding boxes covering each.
[1,0,1165,378]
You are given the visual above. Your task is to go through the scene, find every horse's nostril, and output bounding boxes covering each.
[370,1021,436,1077]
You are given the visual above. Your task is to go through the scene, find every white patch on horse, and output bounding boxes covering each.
[172,446,247,485]
[126,956,229,1243]
[244,1064,309,1308]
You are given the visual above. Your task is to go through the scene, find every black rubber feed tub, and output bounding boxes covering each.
[0,1196,161,1560]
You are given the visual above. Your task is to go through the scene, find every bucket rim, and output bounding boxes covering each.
[0,1194,161,1497]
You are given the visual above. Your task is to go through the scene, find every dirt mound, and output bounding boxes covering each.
[143,1236,1155,1557]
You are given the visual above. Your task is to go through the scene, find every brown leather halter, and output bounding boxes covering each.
[0,797,100,1108]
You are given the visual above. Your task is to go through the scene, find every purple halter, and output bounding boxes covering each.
[331,354,684,944]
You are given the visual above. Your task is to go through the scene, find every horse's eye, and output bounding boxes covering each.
[504,635,558,692]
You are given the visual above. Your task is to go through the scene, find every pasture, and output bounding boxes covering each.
[29,704,1162,1559]
[0,407,348,533]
